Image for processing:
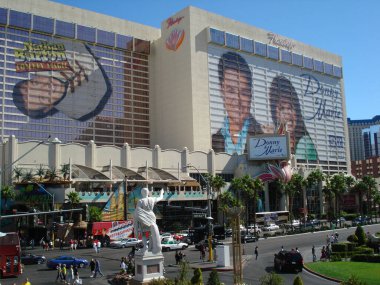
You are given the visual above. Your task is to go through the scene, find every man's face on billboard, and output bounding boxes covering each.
[19,76,65,114]
[222,67,252,127]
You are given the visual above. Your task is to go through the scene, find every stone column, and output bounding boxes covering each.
[153,145,161,169]
[121,143,131,169]
[85,140,96,169]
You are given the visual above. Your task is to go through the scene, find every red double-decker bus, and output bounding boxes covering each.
[0,232,22,278]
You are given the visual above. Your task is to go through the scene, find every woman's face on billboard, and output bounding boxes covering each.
[19,76,65,114]
[276,96,296,134]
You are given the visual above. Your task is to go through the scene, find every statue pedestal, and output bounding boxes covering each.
[133,251,164,284]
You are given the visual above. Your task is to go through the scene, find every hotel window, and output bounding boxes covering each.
[333,66,342,78]
[116,34,133,50]
[280,49,292,63]
[209,28,225,45]
[225,33,239,49]
[97,29,115,47]
[9,10,31,29]
[55,20,75,38]
[254,42,267,57]
[303,56,313,69]
[0,8,7,25]
[268,46,279,60]
[33,15,54,34]
[240,37,254,53]
[324,63,333,75]
[292,53,303,66]
[77,25,96,43]
[314,60,324,73]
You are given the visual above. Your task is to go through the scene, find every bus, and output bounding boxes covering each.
[0,232,22,278]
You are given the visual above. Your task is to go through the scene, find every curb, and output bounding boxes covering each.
[303,263,341,283]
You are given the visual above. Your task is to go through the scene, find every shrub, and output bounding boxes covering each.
[330,253,342,262]
[207,270,221,285]
[149,278,175,285]
[355,226,367,245]
[351,254,380,262]
[355,246,374,255]
[332,243,347,252]
[191,268,203,285]
[340,274,368,285]
[259,272,284,285]
[347,234,358,243]
[343,214,357,221]
[293,275,303,285]
[177,262,191,285]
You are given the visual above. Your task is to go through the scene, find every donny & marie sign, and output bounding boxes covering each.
[248,134,290,161]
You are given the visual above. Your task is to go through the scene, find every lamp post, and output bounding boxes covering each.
[187,164,214,261]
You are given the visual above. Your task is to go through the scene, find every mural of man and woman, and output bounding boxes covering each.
[212,51,318,161]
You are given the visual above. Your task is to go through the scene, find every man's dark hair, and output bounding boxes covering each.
[218,51,252,90]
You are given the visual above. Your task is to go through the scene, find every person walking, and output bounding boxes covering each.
[120,257,127,273]
[89,258,96,277]
[55,264,63,282]
[93,240,98,254]
[175,250,180,265]
[73,265,79,279]
[61,264,67,284]
[254,246,258,260]
[67,265,75,285]
[93,259,104,278]
[312,245,316,262]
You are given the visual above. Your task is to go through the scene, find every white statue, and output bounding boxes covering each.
[133,187,164,255]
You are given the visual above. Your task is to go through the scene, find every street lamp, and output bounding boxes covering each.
[187,163,214,262]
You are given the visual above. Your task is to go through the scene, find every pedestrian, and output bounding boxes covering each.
[56,264,63,282]
[120,257,127,273]
[72,275,82,285]
[70,239,74,251]
[30,239,35,249]
[73,265,79,278]
[61,264,67,283]
[254,246,258,260]
[296,247,299,253]
[200,244,206,262]
[175,250,180,265]
[330,234,335,244]
[89,258,96,277]
[93,240,98,254]
[74,240,78,250]
[49,240,53,250]
[320,246,326,261]
[281,245,284,251]
[67,265,75,285]
[97,240,101,253]
[312,245,316,262]
[93,259,104,278]
[22,277,31,285]
[60,239,64,250]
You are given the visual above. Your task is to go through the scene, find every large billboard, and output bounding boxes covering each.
[208,46,346,164]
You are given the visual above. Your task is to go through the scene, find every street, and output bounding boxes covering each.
[2,223,380,285]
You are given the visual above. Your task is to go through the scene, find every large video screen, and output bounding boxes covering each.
[208,46,346,163]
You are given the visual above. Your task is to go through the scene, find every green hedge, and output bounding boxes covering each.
[351,254,380,262]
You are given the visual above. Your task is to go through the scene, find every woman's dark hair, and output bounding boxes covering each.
[218,51,252,92]
[269,75,307,142]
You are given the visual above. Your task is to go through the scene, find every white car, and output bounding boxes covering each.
[160,233,172,238]
[262,223,280,231]
[247,225,261,234]
[291,220,300,227]
[161,240,188,252]
[109,238,141,248]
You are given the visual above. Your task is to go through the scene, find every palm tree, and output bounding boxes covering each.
[1,185,15,214]
[89,206,103,222]
[13,166,23,182]
[322,175,334,221]
[352,181,367,216]
[247,177,264,236]
[362,175,377,221]
[46,167,58,182]
[284,173,305,221]
[373,192,380,220]
[60,164,70,181]
[307,169,324,188]
[67,191,81,222]
[22,170,34,183]
[35,164,45,182]
[208,175,226,224]
[329,173,347,221]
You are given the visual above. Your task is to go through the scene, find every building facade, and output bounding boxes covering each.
[0,1,351,228]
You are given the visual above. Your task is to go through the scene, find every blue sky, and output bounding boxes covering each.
[52,0,379,120]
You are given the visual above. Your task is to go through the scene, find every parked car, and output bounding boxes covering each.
[160,233,172,239]
[195,239,224,250]
[225,228,232,237]
[21,253,46,265]
[332,217,346,224]
[291,220,300,227]
[46,256,89,269]
[262,223,280,231]
[353,216,370,226]
[109,238,141,248]
[247,225,261,235]
[241,233,257,243]
[161,240,188,251]
[274,250,303,272]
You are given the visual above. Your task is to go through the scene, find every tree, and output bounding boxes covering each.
[60,164,70,180]
[293,275,303,285]
[322,175,334,221]
[22,169,34,182]
[45,167,58,182]
[362,176,377,220]
[191,268,203,285]
[329,173,347,221]
[284,174,305,221]
[340,275,368,285]
[354,225,367,246]
[259,272,284,285]
[89,206,102,222]
[306,169,324,188]
[176,261,191,285]
[352,181,367,216]
[207,270,221,285]
[67,191,81,222]
[13,166,23,182]
[207,174,226,224]
[1,185,15,213]
[35,164,45,182]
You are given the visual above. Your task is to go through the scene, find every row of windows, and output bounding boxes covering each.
[0,8,150,53]
[209,28,342,78]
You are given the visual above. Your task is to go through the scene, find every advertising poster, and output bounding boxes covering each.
[92,220,134,241]
[208,46,345,164]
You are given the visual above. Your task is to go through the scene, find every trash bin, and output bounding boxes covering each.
[215,245,230,267]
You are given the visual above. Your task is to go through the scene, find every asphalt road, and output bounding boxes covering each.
[2,223,380,285]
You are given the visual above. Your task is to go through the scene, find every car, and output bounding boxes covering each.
[291,220,300,227]
[160,233,172,239]
[21,253,46,265]
[274,250,303,272]
[241,233,257,243]
[262,223,280,231]
[161,240,188,252]
[109,238,141,248]
[195,239,224,250]
[332,217,346,224]
[353,216,370,226]
[46,256,89,269]
[225,228,232,237]
[247,225,261,235]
